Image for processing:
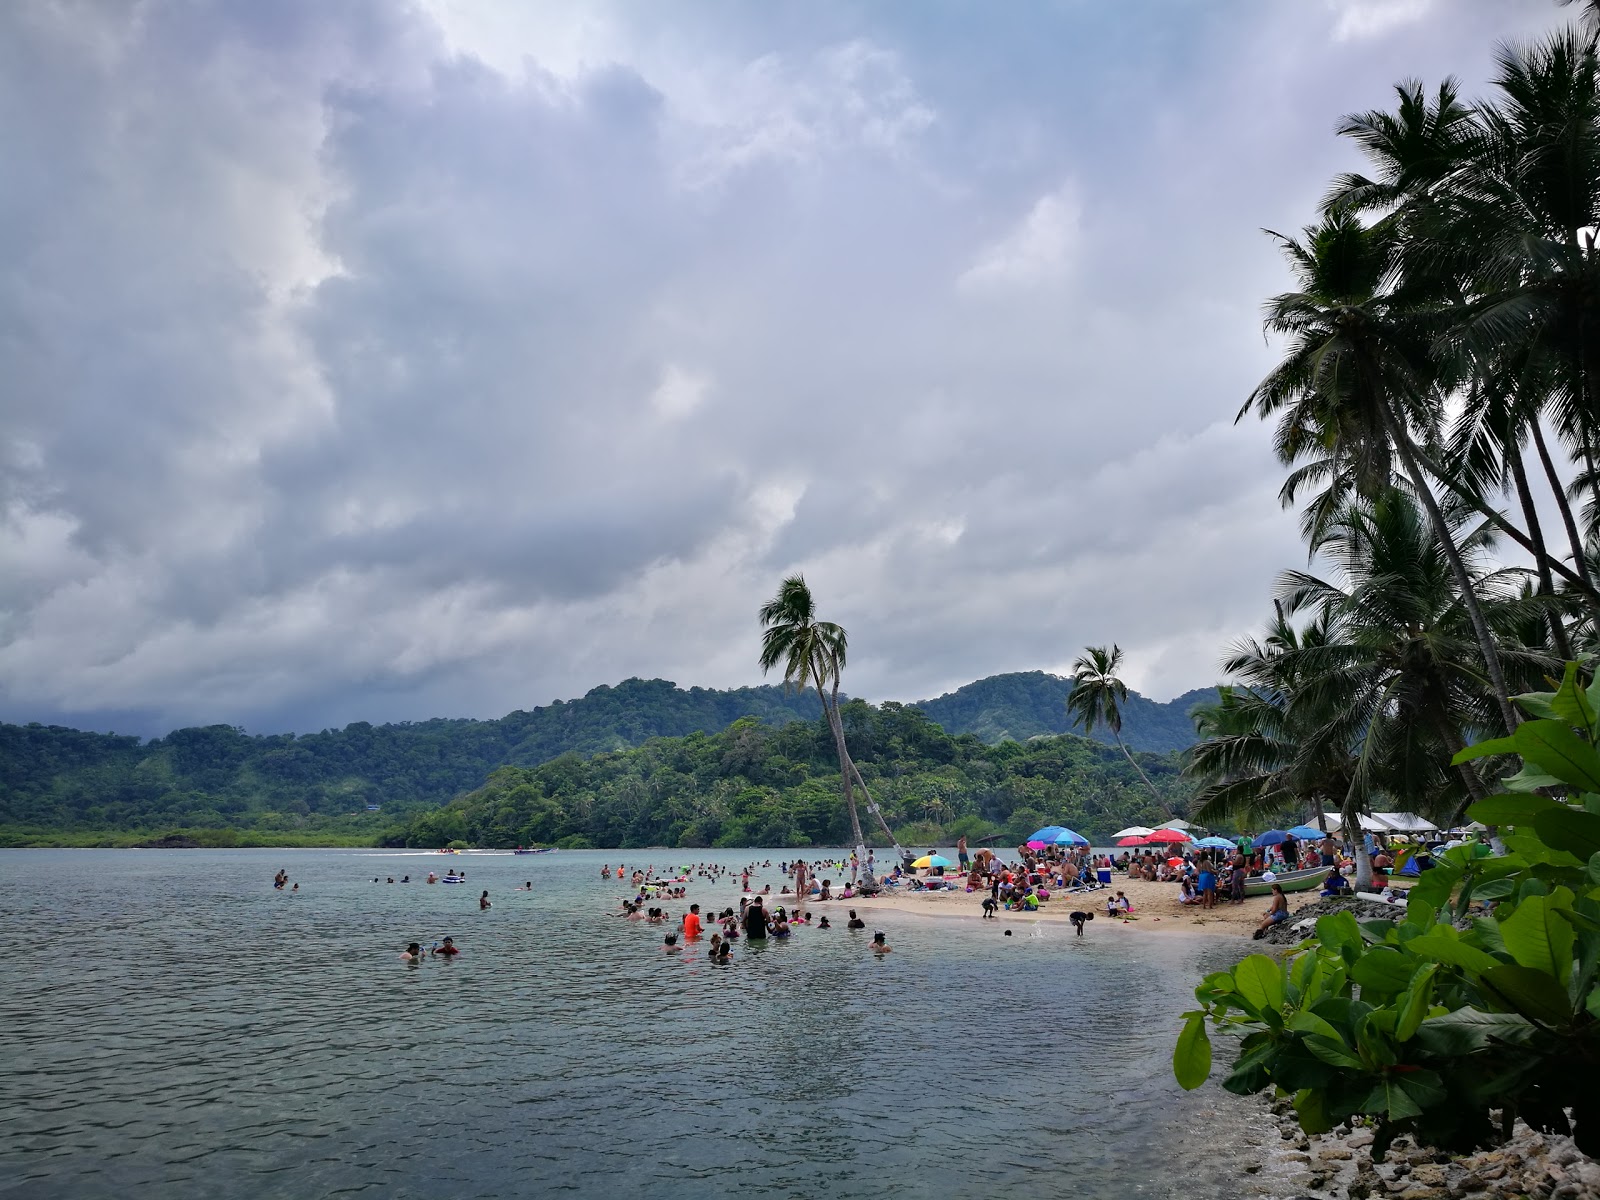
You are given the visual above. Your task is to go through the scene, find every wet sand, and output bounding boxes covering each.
[786,875,1407,938]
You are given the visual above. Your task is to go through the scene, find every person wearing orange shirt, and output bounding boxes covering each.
[682,904,704,939]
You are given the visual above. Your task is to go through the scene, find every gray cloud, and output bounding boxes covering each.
[0,0,1567,735]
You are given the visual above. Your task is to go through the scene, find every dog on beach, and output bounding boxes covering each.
[1069,911,1094,936]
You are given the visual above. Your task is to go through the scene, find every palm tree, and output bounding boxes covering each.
[1185,611,1351,831]
[1189,491,1551,889]
[1241,211,1524,734]
[758,575,864,853]
[1066,644,1165,807]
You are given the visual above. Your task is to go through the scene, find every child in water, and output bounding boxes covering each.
[872,931,892,954]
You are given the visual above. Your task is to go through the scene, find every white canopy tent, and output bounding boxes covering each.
[1157,819,1203,831]
[1322,811,1441,835]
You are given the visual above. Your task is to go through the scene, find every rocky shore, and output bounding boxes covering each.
[1250,1092,1598,1200]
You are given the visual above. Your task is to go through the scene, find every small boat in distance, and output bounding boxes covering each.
[512,847,550,855]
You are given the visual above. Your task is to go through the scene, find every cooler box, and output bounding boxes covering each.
[1096,869,1112,884]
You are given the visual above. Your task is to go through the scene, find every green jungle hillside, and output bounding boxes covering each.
[394,701,1189,850]
[0,673,1212,846]
[917,671,1219,751]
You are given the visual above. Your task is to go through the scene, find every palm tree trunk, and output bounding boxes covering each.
[845,755,899,849]
[1383,408,1520,735]
[1339,773,1375,892]
[1115,732,1170,815]
[1531,421,1593,590]
[1510,446,1576,660]
[1408,438,1599,601]
[815,679,864,865]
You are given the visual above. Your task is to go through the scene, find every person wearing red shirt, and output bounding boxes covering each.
[682,904,704,938]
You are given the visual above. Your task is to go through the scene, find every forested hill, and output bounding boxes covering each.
[397,702,1190,850]
[914,672,1218,752]
[0,672,1217,842]
[0,679,821,836]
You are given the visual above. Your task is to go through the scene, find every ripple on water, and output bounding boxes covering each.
[1,848,1268,1199]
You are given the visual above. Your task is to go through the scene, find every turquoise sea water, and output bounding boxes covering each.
[1,848,1273,1199]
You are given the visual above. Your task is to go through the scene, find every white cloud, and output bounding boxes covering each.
[1325,0,1435,42]
[650,363,711,421]
[958,184,1080,292]
[0,0,1569,734]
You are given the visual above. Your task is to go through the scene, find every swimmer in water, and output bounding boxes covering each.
[432,937,460,958]
[817,916,831,929]
[401,942,424,963]
[846,910,866,930]
[872,931,891,954]
[291,883,299,894]
[480,890,491,910]
[663,934,680,953]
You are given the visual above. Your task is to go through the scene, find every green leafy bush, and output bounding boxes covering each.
[1173,664,1600,1158]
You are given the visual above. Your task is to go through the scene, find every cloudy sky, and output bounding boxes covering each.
[0,0,1568,737]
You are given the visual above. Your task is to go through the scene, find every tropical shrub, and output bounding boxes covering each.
[1173,664,1600,1158]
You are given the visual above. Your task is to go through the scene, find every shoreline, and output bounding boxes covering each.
[767,875,1272,939]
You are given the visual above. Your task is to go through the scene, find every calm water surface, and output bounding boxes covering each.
[1,849,1272,1199]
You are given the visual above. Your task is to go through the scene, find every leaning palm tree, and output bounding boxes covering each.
[758,575,864,852]
[1066,644,1165,807]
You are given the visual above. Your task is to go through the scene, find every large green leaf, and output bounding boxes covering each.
[1413,1007,1536,1054]
[1407,863,1462,909]
[1293,1087,1335,1135]
[1287,1009,1345,1042]
[1479,964,1572,1027]
[1454,735,1520,764]
[1499,891,1576,984]
[1349,947,1415,995]
[1305,1034,1365,1069]
[1405,930,1502,975]
[1233,954,1286,1016]
[1173,1012,1211,1091]
[1507,721,1600,793]
[1362,1077,1424,1121]
[1547,662,1598,738]
[1468,795,1563,825]
[1534,807,1600,863]
[1316,910,1363,958]
[1395,963,1437,1041]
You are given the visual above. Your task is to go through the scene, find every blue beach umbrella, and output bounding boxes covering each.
[1287,825,1324,840]
[1027,825,1070,843]
[1051,828,1090,847]
[1195,836,1236,850]
[1252,829,1291,848]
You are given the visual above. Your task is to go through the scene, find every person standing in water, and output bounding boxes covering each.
[743,897,769,941]
[479,890,491,910]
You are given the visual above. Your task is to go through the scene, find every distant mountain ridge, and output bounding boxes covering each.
[914,671,1218,753]
[0,672,1216,838]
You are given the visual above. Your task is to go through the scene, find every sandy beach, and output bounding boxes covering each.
[790,874,1408,938]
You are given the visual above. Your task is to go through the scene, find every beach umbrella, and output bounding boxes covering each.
[1111,825,1155,839]
[1027,825,1070,843]
[1287,825,1324,840]
[1116,834,1151,847]
[1050,828,1090,846]
[1195,836,1236,850]
[912,854,955,868]
[1149,828,1191,842]
[1025,840,1050,850]
[1252,829,1291,848]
